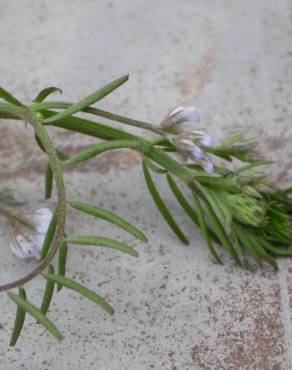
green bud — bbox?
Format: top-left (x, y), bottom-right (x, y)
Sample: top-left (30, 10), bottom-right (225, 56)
top-left (225, 193), bottom-right (266, 226)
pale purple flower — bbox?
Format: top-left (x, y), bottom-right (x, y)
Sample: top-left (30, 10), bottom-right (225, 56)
top-left (201, 157), bottom-right (214, 174)
top-left (172, 136), bottom-right (214, 173)
top-left (174, 138), bottom-right (204, 159)
top-left (172, 134), bottom-right (214, 174)
top-left (8, 208), bottom-right (52, 260)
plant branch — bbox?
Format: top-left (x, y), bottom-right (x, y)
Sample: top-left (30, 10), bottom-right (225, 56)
top-left (29, 101), bottom-right (165, 136)
top-left (0, 110), bottom-right (66, 292)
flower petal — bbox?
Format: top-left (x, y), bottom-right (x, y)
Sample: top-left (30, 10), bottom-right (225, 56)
top-left (201, 134), bottom-right (213, 147)
top-left (31, 208), bottom-right (52, 234)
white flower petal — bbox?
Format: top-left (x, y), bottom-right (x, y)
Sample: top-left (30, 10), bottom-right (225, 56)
top-left (203, 160), bottom-right (214, 174)
top-left (201, 134), bottom-right (213, 147)
top-left (10, 241), bottom-right (27, 259)
top-left (31, 208), bottom-right (52, 234)
top-left (169, 105), bottom-right (185, 117)
top-left (191, 145), bottom-right (204, 159)
top-left (10, 234), bottom-right (37, 259)
top-left (180, 106), bottom-right (200, 122)
top-left (161, 106), bottom-right (200, 130)
top-left (178, 121), bottom-right (199, 133)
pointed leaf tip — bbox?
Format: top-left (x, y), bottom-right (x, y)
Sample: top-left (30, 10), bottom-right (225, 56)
top-left (65, 235), bottom-right (139, 257)
top-left (8, 291), bottom-right (63, 341)
top-left (70, 202), bottom-right (147, 242)
top-left (45, 274), bottom-right (114, 315)
top-left (33, 86), bottom-right (62, 103)
top-left (9, 287), bottom-right (26, 346)
top-left (44, 75), bottom-right (129, 124)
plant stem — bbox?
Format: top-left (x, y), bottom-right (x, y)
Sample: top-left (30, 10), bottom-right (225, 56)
top-left (0, 110), bottom-right (66, 292)
top-left (29, 102), bottom-right (165, 136)
top-left (0, 207), bottom-right (35, 230)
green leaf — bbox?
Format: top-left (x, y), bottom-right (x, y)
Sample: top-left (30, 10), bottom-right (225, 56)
top-left (42, 110), bottom-right (138, 141)
top-left (194, 175), bottom-right (240, 193)
top-left (192, 193), bottom-right (222, 264)
top-left (235, 160), bottom-right (274, 174)
top-left (247, 234), bottom-right (277, 269)
top-left (206, 204), bottom-right (241, 265)
top-left (0, 86), bottom-right (23, 106)
top-left (202, 146), bottom-right (232, 161)
top-left (142, 159), bottom-right (189, 245)
top-left (197, 184), bottom-right (232, 235)
top-left (57, 241), bottom-right (69, 292)
top-left (65, 235), bottom-right (138, 257)
top-left (146, 159), bottom-right (168, 174)
top-left (234, 224), bottom-right (262, 267)
top-left (167, 176), bottom-right (220, 244)
top-left (33, 87), bottom-right (62, 103)
top-left (8, 291), bottom-right (63, 341)
top-left (0, 102), bottom-right (25, 118)
top-left (167, 174), bottom-right (200, 226)
top-left (40, 209), bottom-right (58, 260)
top-left (66, 140), bottom-right (140, 166)
top-left (71, 202), bottom-right (147, 242)
top-left (35, 133), bottom-right (68, 160)
top-left (45, 274), bottom-right (114, 315)
top-left (40, 265), bottom-right (55, 315)
top-left (32, 101), bottom-right (162, 134)
top-left (260, 238), bottom-right (292, 256)
top-left (44, 75), bottom-right (129, 124)
top-left (45, 163), bottom-right (53, 199)
top-left (9, 287), bottom-right (26, 346)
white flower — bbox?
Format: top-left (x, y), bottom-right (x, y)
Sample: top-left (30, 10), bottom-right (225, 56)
top-left (161, 105), bottom-right (200, 132)
top-left (8, 208), bottom-right (53, 260)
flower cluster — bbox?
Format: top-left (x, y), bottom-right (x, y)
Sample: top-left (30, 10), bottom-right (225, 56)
top-left (160, 106), bottom-right (214, 173)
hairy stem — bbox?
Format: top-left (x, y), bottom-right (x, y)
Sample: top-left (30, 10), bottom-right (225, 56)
top-left (0, 110), bottom-right (66, 292)
top-left (29, 102), bottom-right (165, 136)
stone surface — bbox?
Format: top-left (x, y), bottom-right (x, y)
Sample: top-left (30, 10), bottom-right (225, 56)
top-left (0, 0), bottom-right (292, 369)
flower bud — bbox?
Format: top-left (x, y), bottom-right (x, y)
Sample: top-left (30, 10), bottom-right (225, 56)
top-left (225, 194), bottom-right (265, 226)
top-left (222, 132), bottom-right (263, 162)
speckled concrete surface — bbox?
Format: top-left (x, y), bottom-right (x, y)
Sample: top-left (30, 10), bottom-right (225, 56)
top-left (0, 0), bottom-right (292, 369)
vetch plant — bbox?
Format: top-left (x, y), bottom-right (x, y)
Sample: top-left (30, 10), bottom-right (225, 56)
top-left (0, 75), bottom-right (292, 345)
